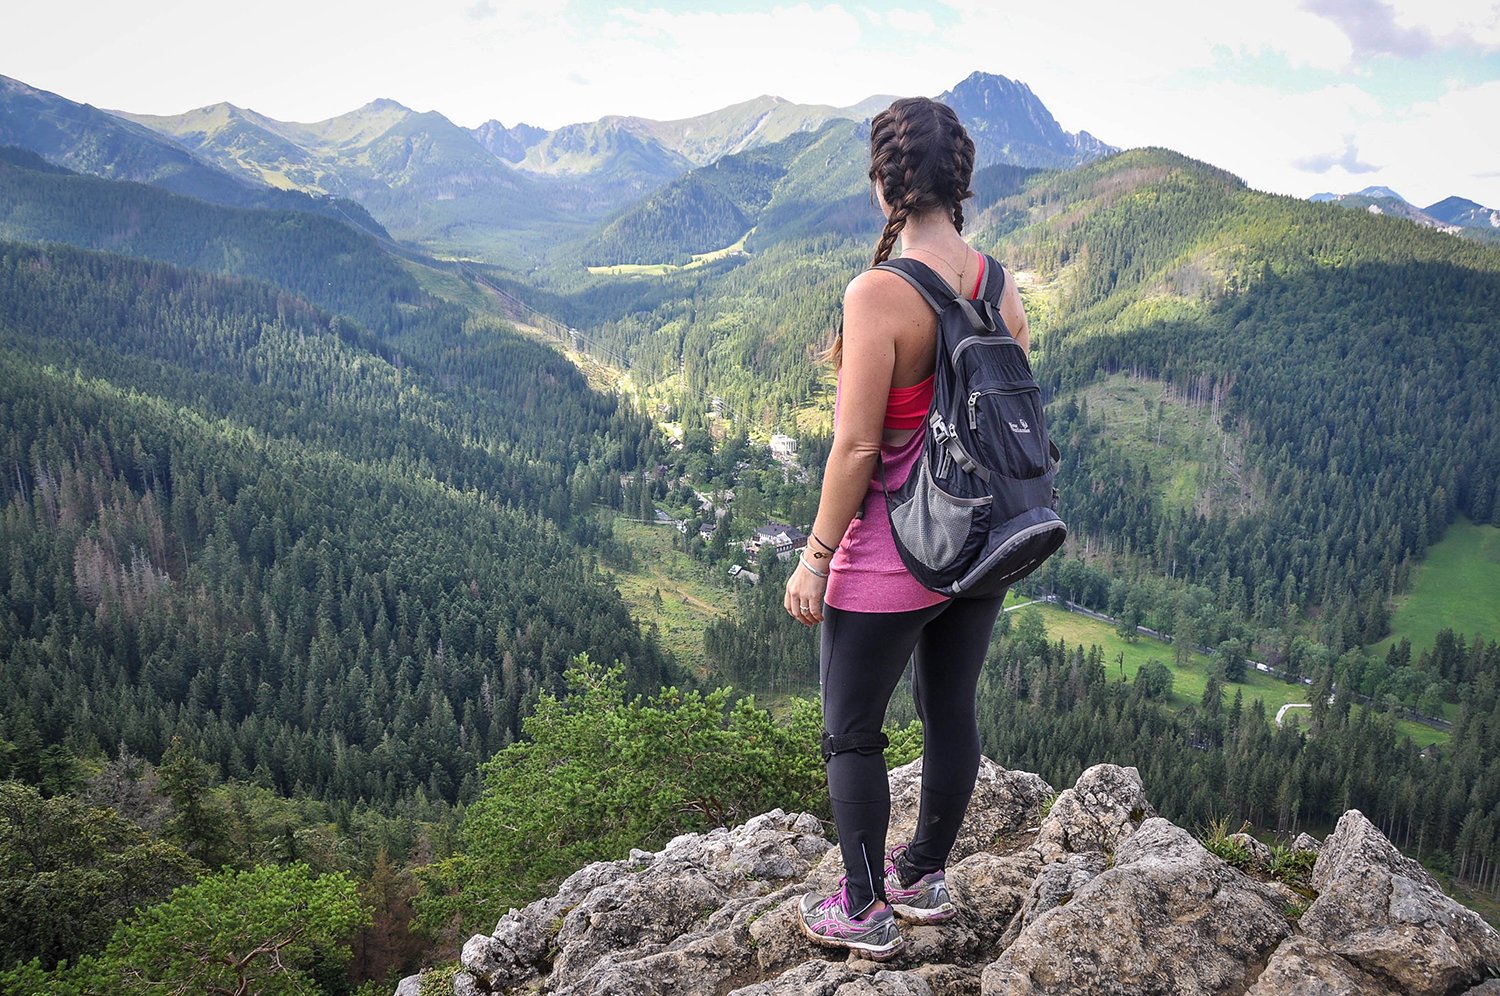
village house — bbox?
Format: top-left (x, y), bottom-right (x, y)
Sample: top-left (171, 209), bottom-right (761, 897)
top-left (745, 522), bottom-right (807, 561)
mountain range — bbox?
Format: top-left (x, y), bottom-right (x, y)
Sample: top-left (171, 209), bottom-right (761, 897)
top-left (6, 63), bottom-right (1500, 990)
top-left (1, 70), bottom-right (1115, 260)
top-left (1311, 185), bottom-right (1500, 243)
top-left (0, 73), bottom-right (388, 237)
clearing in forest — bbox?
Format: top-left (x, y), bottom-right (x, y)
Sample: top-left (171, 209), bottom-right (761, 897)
top-left (1373, 517), bottom-right (1500, 660)
top-left (1063, 373), bottom-right (1258, 518)
top-left (606, 514), bottom-right (731, 677)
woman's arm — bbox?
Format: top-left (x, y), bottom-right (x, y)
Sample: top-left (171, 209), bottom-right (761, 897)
top-left (1000, 266), bottom-right (1030, 352)
top-left (785, 269), bottom-right (920, 625)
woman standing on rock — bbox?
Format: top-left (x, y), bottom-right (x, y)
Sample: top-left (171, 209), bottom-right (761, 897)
top-left (783, 96), bottom-right (1030, 960)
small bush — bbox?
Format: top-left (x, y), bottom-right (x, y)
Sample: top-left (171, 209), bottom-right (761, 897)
top-left (1198, 816), bottom-right (1253, 869)
top-left (1268, 845), bottom-right (1317, 892)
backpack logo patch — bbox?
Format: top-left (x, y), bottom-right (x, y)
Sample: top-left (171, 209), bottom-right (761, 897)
top-left (1008, 419), bottom-right (1032, 434)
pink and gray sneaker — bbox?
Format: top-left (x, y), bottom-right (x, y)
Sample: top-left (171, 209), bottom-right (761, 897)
top-left (797, 877), bottom-right (904, 960)
top-left (884, 845), bottom-right (956, 923)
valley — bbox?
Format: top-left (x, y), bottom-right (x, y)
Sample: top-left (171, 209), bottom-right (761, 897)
top-left (4, 64), bottom-right (1500, 993)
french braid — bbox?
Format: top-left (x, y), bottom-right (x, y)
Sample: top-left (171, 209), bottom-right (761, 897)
top-left (827, 97), bottom-right (977, 367)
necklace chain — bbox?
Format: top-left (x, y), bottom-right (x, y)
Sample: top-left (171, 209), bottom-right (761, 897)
top-left (903, 245), bottom-right (967, 289)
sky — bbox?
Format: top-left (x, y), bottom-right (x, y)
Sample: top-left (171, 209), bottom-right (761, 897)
top-left (5, 0), bottom-right (1499, 208)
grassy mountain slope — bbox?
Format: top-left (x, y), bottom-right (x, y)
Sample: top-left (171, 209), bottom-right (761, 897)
top-left (0, 74), bottom-right (260, 203)
top-left (0, 77), bottom-right (387, 236)
top-left (990, 149), bottom-right (1500, 642)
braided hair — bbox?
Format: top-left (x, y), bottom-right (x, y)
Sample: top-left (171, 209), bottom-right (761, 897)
top-left (828, 97), bottom-right (976, 367)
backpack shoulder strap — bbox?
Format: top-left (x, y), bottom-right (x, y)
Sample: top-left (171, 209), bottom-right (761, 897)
top-left (975, 254), bottom-right (1006, 305)
top-left (875, 254), bottom-right (1012, 335)
top-left (872, 257), bottom-right (953, 315)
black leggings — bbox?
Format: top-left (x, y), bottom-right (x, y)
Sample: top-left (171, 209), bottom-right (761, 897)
top-left (819, 595), bottom-right (1004, 913)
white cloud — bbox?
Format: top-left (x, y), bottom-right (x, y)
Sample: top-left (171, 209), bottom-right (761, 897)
top-left (1359, 80), bottom-right (1500, 204)
top-left (1385, 0), bottom-right (1500, 48)
top-left (878, 8), bottom-right (937, 33)
top-left (1293, 136), bottom-right (1382, 174)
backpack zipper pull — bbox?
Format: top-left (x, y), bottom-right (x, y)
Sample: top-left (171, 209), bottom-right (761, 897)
top-left (968, 391), bottom-right (981, 431)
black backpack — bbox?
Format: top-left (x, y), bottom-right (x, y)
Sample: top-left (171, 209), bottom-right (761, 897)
top-left (875, 254), bottom-right (1066, 598)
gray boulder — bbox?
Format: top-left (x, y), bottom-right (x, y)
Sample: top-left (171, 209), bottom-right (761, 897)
top-left (981, 817), bottom-right (1292, 995)
top-left (1228, 831), bottom-right (1275, 869)
top-left (1293, 831), bottom-right (1323, 854)
top-left (997, 851), bottom-right (1107, 949)
top-left (1299, 809), bottom-right (1500, 996)
top-left (461, 809), bottom-right (830, 995)
top-left (1246, 935), bottom-right (1398, 995)
top-left (726, 958), bottom-right (963, 995)
top-left (1032, 763), bottom-right (1156, 862)
top-left (886, 756), bottom-right (1052, 865)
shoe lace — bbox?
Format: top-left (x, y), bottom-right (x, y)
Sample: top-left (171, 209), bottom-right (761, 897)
top-left (818, 876), bottom-right (851, 912)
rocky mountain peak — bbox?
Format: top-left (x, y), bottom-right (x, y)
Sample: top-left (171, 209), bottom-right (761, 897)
top-left (360, 97), bottom-right (413, 114)
top-left (413, 758), bottom-right (1500, 996)
top-left (937, 72), bottom-right (1116, 170)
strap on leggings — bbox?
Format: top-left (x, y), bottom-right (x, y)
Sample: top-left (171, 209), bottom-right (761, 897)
top-left (821, 730), bottom-right (889, 762)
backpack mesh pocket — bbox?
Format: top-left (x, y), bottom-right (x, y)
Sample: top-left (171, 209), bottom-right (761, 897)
top-left (888, 455), bottom-right (991, 575)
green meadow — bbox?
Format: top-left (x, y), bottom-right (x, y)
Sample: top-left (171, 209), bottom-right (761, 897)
top-left (1016, 602), bottom-right (1446, 745)
top-left (1374, 517), bottom-right (1500, 658)
top-left (605, 515), bottom-right (732, 677)
top-left (586, 231), bottom-right (752, 276)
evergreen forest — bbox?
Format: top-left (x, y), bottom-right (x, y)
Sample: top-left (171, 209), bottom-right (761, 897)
top-left (4, 119), bottom-right (1500, 995)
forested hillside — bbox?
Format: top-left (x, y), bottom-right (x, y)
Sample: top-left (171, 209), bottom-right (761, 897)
top-left (0, 140), bottom-right (702, 987)
top-left (580, 132), bottom-right (823, 265)
top-left (991, 150), bottom-right (1500, 652)
top-left (0, 150), bottom-right (408, 328)
top-left (0, 240), bottom-right (672, 809)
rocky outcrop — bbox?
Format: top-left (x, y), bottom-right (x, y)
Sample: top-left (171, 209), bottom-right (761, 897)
top-left (445, 759), bottom-right (1500, 996)
top-left (984, 818), bottom-right (1293, 994)
top-left (1296, 810), bottom-right (1500, 995)
top-left (1030, 762), bottom-right (1155, 862)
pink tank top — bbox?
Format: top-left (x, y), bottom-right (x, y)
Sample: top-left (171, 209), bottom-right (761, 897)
top-left (823, 418), bottom-right (948, 613)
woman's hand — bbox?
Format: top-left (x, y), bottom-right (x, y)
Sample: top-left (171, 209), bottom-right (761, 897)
top-left (784, 555), bottom-right (828, 626)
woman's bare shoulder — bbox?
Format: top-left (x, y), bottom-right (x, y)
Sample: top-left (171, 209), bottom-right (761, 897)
top-left (845, 265), bottom-right (924, 312)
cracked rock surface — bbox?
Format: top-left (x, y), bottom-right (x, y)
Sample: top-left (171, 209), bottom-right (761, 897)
top-left (1298, 809), bottom-right (1500, 996)
top-left (437, 759), bottom-right (1500, 996)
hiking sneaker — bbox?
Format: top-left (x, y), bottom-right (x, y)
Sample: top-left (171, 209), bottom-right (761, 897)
top-left (797, 877), bottom-right (904, 961)
top-left (884, 845), bottom-right (956, 923)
